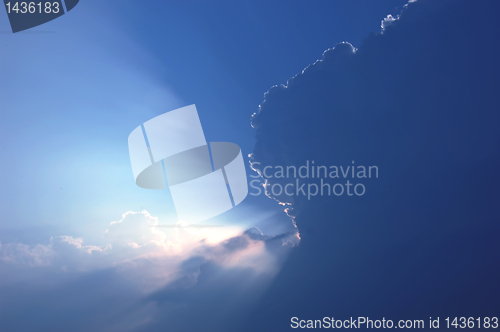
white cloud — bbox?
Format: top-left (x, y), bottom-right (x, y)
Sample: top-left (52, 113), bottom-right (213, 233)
top-left (59, 235), bottom-right (111, 254)
top-left (0, 210), bottom-right (294, 290)
top-left (105, 210), bottom-right (169, 250)
top-left (381, 14), bottom-right (397, 29)
top-left (0, 241), bottom-right (54, 266)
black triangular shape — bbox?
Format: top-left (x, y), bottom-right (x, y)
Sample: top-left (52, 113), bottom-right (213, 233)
top-left (64, 0), bottom-right (79, 12)
top-left (4, 0), bottom-right (65, 33)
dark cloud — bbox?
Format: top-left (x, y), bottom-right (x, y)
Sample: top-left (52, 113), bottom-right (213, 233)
top-left (246, 0), bottom-right (500, 330)
top-left (251, 0), bottom-right (500, 219)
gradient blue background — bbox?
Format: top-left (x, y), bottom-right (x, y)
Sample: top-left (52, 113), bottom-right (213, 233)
top-left (2, 1), bottom-right (497, 331)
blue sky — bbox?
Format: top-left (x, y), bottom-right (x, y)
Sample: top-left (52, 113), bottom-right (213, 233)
top-left (0, 0), bottom-right (408, 243)
top-left (3, 1), bottom-right (498, 331)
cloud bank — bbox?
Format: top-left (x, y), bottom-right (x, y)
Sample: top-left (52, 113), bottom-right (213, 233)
top-left (0, 209), bottom-right (297, 331)
top-left (245, 0), bottom-right (500, 330)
